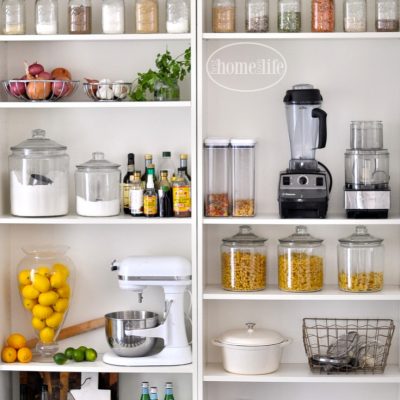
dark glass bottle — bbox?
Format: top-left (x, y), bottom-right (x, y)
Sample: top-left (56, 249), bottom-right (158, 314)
top-left (164, 382), bottom-right (175, 400)
top-left (140, 382), bottom-right (151, 400)
top-left (40, 384), bottom-right (49, 400)
top-left (158, 170), bottom-right (173, 217)
top-left (122, 153), bottom-right (135, 214)
top-left (143, 164), bottom-right (158, 217)
top-left (141, 153), bottom-right (153, 183)
top-left (179, 153), bottom-right (191, 181)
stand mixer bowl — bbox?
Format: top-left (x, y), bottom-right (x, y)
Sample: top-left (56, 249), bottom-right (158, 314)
top-left (105, 311), bottom-right (159, 357)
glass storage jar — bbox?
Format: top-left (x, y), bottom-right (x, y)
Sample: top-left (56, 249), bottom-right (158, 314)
top-left (1, 0), bottom-right (25, 34)
top-left (375, 0), bottom-right (399, 31)
top-left (278, 0), bottom-right (301, 32)
top-left (17, 245), bottom-right (75, 359)
top-left (9, 129), bottom-right (69, 217)
top-left (35, 0), bottom-right (58, 34)
top-left (68, 0), bottom-right (91, 34)
top-left (102, 0), bottom-right (125, 34)
top-left (278, 226), bottom-right (324, 292)
top-left (166, 0), bottom-right (189, 33)
top-left (136, 0), bottom-right (158, 33)
top-left (312, 0), bottom-right (335, 32)
top-left (245, 0), bottom-right (269, 32)
top-left (343, 0), bottom-right (366, 32)
top-left (337, 226), bottom-right (384, 292)
top-left (204, 138), bottom-right (230, 217)
top-left (221, 225), bottom-right (267, 291)
top-left (231, 139), bottom-right (256, 217)
top-left (75, 152), bottom-right (121, 217)
top-left (212, 0), bottom-right (235, 32)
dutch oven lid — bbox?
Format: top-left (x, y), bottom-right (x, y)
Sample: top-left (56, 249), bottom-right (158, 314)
top-left (76, 152), bottom-right (120, 169)
top-left (222, 225), bottom-right (267, 245)
top-left (216, 323), bottom-right (285, 346)
top-left (10, 129), bottom-right (67, 153)
top-left (339, 225), bottom-right (383, 245)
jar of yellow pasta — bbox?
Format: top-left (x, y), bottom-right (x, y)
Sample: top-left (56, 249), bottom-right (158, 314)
top-left (278, 226), bottom-right (324, 292)
top-left (338, 225), bottom-right (384, 292)
top-left (221, 225), bottom-right (267, 291)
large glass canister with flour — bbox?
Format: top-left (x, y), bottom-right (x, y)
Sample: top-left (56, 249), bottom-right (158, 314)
top-left (9, 129), bottom-right (69, 217)
top-left (75, 152), bottom-right (121, 217)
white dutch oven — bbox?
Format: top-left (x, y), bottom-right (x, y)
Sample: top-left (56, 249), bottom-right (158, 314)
top-left (212, 322), bottom-right (291, 375)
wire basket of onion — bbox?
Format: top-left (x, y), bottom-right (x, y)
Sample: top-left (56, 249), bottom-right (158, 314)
top-left (83, 79), bottom-right (132, 101)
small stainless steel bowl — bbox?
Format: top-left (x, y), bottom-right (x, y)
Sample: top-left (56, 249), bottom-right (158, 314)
top-left (105, 310), bottom-right (159, 357)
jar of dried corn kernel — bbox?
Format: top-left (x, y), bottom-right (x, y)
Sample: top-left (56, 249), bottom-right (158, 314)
top-left (337, 226), bottom-right (384, 292)
top-left (278, 226), bottom-right (324, 292)
top-left (221, 225), bottom-right (267, 291)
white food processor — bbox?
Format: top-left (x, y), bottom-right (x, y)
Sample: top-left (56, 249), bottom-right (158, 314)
top-left (103, 256), bottom-right (192, 366)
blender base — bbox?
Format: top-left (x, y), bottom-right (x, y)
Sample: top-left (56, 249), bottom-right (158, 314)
top-left (279, 200), bottom-right (328, 219)
top-left (346, 209), bottom-right (389, 219)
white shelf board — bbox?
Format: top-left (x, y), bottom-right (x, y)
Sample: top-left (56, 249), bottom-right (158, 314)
top-left (0, 101), bottom-right (191, 109)
top-left (0, 214), bottom-right (192, 225)
top-left (204, 284), bottom-right (400, 301)
top-left (203, 32), bottom-right (400, 40)
top-left (202, 214), bottom-right (400, 225)
top-left (204, 363), bottom-right (400, 383)
top-left (0, 33), bottom-right (192, 42)
top-left (0, 358), bottom-right (193, 373)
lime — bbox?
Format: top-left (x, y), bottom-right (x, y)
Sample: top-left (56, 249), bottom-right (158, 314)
top-left (77, 346), bottom-right (87, 352)
top-left (53, 352), bottom-right (68, 365)
top-left (64, 347), bottom-right (75, 360)
top-left (85, 348), bottom-right (97, 362)
top-left (72, 348), bottom-right (85, 362)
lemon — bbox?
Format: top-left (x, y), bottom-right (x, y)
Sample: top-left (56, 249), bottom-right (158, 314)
top-left (36, 266), bottom-right (51, 276)
top-left (32, 317), bottom-right (46, 330)
top-left (32, 304), bottom-right (53, 320)
top-left (18, 270), bottom-right (32, 286)
top-left (46, 312), bottom-right (64, 328)
top-left (38, 291), bottom-right (59, 306)
top-left (21, 285), bottom-right (40, 300)
top-left (57, 285), bottom-right (71, 299)
top-left (50, 272), bottom-right (67, 289)
top-left (32, 273), bottom-right (51, 293)
top-left (53, 298), bottom-right (69, 313)
top-left (52, 263), bottom-right (70, 278)
top-left (23, 298), bottom-right (37, 310)
top-left (39, 327), bottom-right (55, 343)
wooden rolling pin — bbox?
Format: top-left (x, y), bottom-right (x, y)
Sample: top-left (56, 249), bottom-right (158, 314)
top-left (26, 317), bottom-right (105, 349)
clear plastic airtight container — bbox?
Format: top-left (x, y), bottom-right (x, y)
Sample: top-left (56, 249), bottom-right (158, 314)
top-left (75, 152), bottom-right (121, 217)
top-left (338, 226), bottom-right (384, 292)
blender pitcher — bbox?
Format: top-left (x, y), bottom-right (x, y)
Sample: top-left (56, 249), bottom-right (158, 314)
top-left (284, 84), bottom-right (327, 170)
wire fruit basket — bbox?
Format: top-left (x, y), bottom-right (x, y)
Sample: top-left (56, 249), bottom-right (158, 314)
top-left (83, 82), bottom-right (132, 101)
top-left (303, 318), bottom-right (395, 374)
top-left (2, 79), bottom-right (79, 102)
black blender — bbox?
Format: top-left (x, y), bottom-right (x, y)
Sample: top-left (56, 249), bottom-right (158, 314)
top-left (278, 84), bottom-right (332, 218)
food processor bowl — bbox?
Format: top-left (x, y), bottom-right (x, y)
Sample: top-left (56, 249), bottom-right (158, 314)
top-left (105, 311), bottom-right (159, 357)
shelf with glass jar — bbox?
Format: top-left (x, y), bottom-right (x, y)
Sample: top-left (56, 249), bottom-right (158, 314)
top-left (202, 32), bottom-right (400, 39)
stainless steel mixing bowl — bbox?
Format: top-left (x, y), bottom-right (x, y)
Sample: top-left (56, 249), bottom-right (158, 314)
top-left (105, 310), bottom-right (160, 357)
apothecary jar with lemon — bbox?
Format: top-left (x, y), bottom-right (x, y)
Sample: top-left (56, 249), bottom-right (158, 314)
top-left (17, 245), bottom-right (75, 360)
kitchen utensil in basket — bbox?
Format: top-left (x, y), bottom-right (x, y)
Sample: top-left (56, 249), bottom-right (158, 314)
top-left (303, 318), bottom-right (395, 374)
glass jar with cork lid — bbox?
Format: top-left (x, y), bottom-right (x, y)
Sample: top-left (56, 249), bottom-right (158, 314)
top-left (136, 0), bottom-right (159, 33)
top-left (68, 0), bottom-right (92, 34)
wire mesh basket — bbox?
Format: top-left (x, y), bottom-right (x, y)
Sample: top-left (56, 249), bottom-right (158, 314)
top-left (2, 79), bottom-right (79, 102)
top-left (303, 318), bottom-right (395, 374)
top-left (83, 82), bottom-right (132, 101)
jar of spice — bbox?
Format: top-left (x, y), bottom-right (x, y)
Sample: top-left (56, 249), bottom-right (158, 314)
top-left (68, 0), bottom-right (91, 34)
top-left (136, 0), bottom-right (158, 33)
top-left (212, 0), bottom-right (236, 32)
top-left (1, 0), bottom-right (25, 34)
top-left (221, 225), bottom-right (267, 291)
top-left (337, 226), bottom-right (384, 292)
top-left (166, 0), bottom-right (189, 33)
top-left (35, 0), bottom-right (58, 35)
top-left (102, 0), bottom-right (125, 34)
top-left (278, 0), bottom-right (301, 32)
top-left (343, 0), bottom-right (366, 32)
top-left (245, 0), bottom-right (269, 32)
top-left (278, 226), bottom-right (324, 292)
top-left (312, 0), bottom-right (335, 32)
top-left (375, 0), bottom-right (399, 31)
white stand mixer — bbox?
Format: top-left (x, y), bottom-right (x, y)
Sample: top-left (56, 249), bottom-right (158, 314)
top-left (103, 256), bottom-right (192, 366)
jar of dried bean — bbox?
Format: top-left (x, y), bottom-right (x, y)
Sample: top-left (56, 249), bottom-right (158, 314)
top-left (68, 0), bottom-right (91, 34)
top-left (337, 226), bottom-right (384, 292)
top-left (212, 0), bottom-right (236, 32)
top-left (136, 0), bottom-right (159, 33)
top-left (204, 138), bottom-right (230, 217)
top-left (278, 0), bottom-right (301, 32)
top-left (245, 0), bottom-right (269, 32)
top-left (312, 0), bottom-right (335, 32)
top-left (278, 226), bottom-right (324, 292)
top-left (375, 0), bottom-right (399, 31)
top-left (221, 225), bottom-right (267, 291)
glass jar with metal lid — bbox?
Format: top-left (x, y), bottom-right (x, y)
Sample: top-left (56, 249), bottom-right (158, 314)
top-left (337, 225), bottom-right (384, 292)
top-left (9, 129), bottom-right (69, 217)
top-left (221, 225), bottom-right (267, 291)
top-left (278, 226), bottom-right (324, 292)
top-left (75, 152), bottom-right (121, 217)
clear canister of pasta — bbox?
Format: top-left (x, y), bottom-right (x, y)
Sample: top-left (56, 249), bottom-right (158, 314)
top-left (337, 225), bottom-right (384, 292)
top-left (278, 226), bottom-right (324, 292)
top-left (221, 225), bottom-right (267, 291)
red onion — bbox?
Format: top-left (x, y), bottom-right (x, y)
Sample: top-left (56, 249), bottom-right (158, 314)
top-left (37, 71), bottom-right (52, 80)
top-left (9, 79), bottom-right (26, 96)
top-left (28, 62), bottom-right (44, 77)
top-left (52, 80), bottom-right (72, 97)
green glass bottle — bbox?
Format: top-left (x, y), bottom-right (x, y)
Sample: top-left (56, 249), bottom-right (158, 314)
top-left (140, 382), bottom-right (150, 400)
top-left (164, 382), bottom-right (175, 400)
top-left (150, 387), bottom-right (159, 400)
